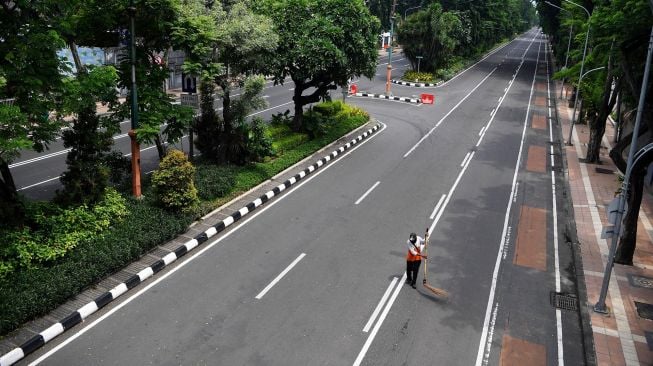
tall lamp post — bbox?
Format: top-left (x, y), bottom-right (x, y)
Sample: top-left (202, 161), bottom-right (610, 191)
top-left (563, 0), bottom-right (591, 146)
top-left (128, 0), bottom-right (141, 198)
top-left (404, 5), bottom-right (421, 20)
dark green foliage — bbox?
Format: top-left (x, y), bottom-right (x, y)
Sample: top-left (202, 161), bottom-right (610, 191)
top-left (55, 66), bottom-right (119, 206)
top-left (0, 196), bottom-right (194, 335)
top-left (194, 163), bottom-right (238, 200)
top-left (152, 150), bottom-right (199, 212)
top-left (0, 188), bottom-right (127, 279)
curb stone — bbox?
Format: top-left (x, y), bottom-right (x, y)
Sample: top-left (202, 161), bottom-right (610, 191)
top-left (352, 92), bottom-right (421, 104)
top-left (390, 80), bottom-right (443, 88)
top-left (0, 121), bottom-right (383, 366)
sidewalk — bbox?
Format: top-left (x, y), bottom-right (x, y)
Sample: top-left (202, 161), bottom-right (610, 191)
top-left (558, 83), bottom-right (653, 365)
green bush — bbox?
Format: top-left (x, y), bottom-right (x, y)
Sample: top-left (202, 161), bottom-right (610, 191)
top-left (402, 71), bottom-right (435, 82)
top-left (194, 163), bottom-right (238, 200)
top-left (0, 197), bottom-right (194, 335)
top-left (0, 188), bottom-right (127, 279)
top-left (245, 117), bottom-right (274, 162)
top-left (272, 133), bottom-right (310, 153)
top-left (152, 150), bottom-right (199, 212)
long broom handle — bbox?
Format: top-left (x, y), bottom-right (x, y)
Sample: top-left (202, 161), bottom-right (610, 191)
top-left (423, 228), bottom-right (429, 284)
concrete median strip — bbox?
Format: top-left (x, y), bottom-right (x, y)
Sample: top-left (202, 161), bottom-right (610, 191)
top-left (0, 123), bottom-right (382, 366)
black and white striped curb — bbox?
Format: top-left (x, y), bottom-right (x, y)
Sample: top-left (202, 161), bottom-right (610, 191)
top-left (352, 93), bottom-right (421, 104)
top-left (0, 123), bottom-right (382, 366)
top-left (390, 79), bottom-right (443, 88)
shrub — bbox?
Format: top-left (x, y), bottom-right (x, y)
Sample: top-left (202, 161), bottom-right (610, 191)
top-left (0, 188), bottom-right (128, 279)
top-left (402, 70), bottom-right (435, 82)
top-left (245, 117), bottom-right (274, 162)
top-left (0, 197), bottom-right (194, 335)
top-left (195, 163), bottom-right (237, 200)
top-left (151, 150), bottom-right (199, 212)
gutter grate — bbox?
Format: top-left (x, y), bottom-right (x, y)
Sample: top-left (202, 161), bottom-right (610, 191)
top-left (550, 292), bottom-right (578, 311)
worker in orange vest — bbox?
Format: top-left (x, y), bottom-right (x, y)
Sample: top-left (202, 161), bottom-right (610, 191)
top-left (406, 232), bottom-right (427, 288)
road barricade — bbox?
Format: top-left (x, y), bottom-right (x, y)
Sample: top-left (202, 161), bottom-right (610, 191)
top-left (421, 93), bottom-right (434, 104)
top-left (349, 84), bottom-right (358, 94)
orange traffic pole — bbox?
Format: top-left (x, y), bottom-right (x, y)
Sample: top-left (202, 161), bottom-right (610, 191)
top-left (128, 129), bottom-right (142, 198)
top-left (385, 65), bottom-right (392, 95)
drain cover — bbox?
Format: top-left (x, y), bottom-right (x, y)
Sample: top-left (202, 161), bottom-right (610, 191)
top-left (635, 301), bottom-right (653, 320)
top-left (628, 274), bottom-right (653, 289)
top-left (550, 292), bottom-right (578, 311)
top-left (595, 167), bottom-right (614, 174)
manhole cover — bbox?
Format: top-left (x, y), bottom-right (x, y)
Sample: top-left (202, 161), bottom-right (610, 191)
top-left (550, 292), bottom-right (578, 311)
top-left (635, 301), bottom-right (653, 320)
top-left (629, 274), bottom-right (653, 289)
top-left (595, 167), bottom-right (614, 174)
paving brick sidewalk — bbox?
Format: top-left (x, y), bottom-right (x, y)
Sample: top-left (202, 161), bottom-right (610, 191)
top-left (558, 83), bottom-right (653, 365)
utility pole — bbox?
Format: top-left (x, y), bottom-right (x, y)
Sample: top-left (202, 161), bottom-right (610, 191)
top-left (385, 0), bottom-right (398, 96)
top-left (128, 0), bottom-right (142, 198)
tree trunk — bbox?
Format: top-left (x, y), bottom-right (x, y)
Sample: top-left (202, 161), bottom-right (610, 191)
top-left (615, 171), bottom-right (645, 265)
top-left (586, 41), bottom-right (618, 164)
top-left (154, 135), bottom-right (166, 159)
top-left (0, 160), bottom-right (24, 227)
top-left (292, 81), bottom-right (305, 132)
top-left (68, 41), bottom-right (86, 75)
top-left (585, 114), bottom-right (605, 163)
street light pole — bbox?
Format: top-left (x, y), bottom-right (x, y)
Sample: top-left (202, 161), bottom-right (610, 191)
top-left (404, 5), bottom-right (421, 20)
top-left (128, 0), bottom-right (141, 198)
top-left (564, 0), bottom-right (591, 146)
top-left (416, 56), bottom-right (423, 74)
top-left (595, 26), bottom-right (653, 314)
top-left (566, 65), bottom-right (605, 141)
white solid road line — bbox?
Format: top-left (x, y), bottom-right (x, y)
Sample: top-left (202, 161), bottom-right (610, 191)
top-left (255, 253), bottom-right (306, 300)
top-left (474, 37), bottom-right (541, 366)
top-left (353, 272), bottom-right (407, 366)
top-left (545, 41), bottom-right (565, 366)
top-left (17, 176), bottom-right (60, 191)
top-left (403, 67), bottom-right (497, 158)
top-left (362, 277), bottom-right (398, 333)
top-left (29, 121), bottom-right (388, 366)
top-left (248, 101), bottom-right (293, 116)
top-left (355, 181), bottom-right (380, 205)
top-left (429, 194), bottom-right (446, 220)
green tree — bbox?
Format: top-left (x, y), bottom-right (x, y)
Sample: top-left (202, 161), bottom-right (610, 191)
top-left (174, 0), bottom-right (277, 163)
top-left (398, 3), bottom-right (464, 72)
top-left (259, 0), bottom-right (379, 131)
top-left (55, 66), bottom-right (120, 206)
top-left (0, 1), bottom-right (67, 224)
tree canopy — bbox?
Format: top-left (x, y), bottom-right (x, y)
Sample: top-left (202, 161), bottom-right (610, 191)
top-left (257, 0), bottom-right (380, 130)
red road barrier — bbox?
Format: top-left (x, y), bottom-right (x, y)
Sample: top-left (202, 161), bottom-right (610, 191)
top-left (421, 93), bottom-right (434, 104)
top-left (350, 84), bottom-right (358, 94)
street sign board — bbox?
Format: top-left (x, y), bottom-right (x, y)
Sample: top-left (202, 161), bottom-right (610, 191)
top-left (182, 73), bottom-right (197, 94)
top-left (180, 93), bottom-right (199, 110)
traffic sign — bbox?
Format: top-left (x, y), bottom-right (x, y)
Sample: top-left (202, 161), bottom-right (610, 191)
top-left (182, 73), bottom-right (197, 94)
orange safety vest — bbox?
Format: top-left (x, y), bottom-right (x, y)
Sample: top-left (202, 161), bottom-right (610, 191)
top-left (406, 244), bottom-right (422, 262)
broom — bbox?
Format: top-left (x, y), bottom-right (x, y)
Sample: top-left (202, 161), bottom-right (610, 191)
top-left (422, 228), bottom-right (448, 298)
